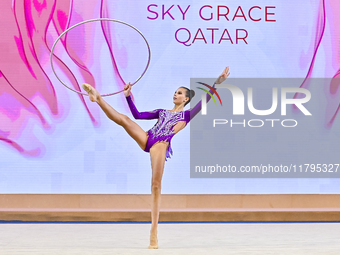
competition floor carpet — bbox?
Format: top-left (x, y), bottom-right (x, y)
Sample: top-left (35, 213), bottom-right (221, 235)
top-left (0, 222), bottom-right (339, 254)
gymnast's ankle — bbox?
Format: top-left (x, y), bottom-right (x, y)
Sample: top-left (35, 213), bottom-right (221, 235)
top-left (82, 83), bottom-right (99, 102)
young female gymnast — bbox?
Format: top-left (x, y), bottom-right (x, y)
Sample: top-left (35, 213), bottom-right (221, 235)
top-left (82, 66), bottom-right (230, 249)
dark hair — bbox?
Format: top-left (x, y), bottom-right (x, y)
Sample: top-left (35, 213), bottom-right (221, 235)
top-left (180, 87), bottom-right (195, 107)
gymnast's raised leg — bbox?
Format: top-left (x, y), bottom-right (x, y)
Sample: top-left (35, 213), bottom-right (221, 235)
top-left (82, 83), bottom-right (148, 150)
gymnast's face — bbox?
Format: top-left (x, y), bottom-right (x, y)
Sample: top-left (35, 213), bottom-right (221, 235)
top-left (173, 88), bottom-right (189, 105)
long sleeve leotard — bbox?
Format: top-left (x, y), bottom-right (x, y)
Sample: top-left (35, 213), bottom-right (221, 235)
top-left (125, 83), bottom-right (217, 160)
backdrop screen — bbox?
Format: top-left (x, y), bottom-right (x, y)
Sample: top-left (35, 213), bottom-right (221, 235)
top-left (0, 0), bottom-right (339, 194)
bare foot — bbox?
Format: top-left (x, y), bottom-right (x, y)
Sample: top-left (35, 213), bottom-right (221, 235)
top-left (82, 83), bottom-right (100, 102)
top-left (148, 231), bottom-right (158, 249)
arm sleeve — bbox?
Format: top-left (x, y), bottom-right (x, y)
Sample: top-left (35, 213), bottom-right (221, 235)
top-left (126, 95), bottom-right (161, 120)
top-left (184, 82), bottom-right (217, 123)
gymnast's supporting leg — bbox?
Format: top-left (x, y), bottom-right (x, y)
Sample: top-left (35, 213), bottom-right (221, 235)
top-left (82, 83), bottom-right (148, 150)
top-left (148, 142), bottom-right (168, 249)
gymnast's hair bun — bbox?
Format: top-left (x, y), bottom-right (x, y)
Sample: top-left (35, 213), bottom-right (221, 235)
top-left (190, 89), bottom-right (195, 99)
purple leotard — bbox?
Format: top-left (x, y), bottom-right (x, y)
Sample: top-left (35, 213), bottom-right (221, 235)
top-left (126, 83), bottom-right (216, 161)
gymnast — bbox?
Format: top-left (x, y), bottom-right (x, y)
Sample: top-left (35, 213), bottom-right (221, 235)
top-left (82, 66), bottom-right (230, 249)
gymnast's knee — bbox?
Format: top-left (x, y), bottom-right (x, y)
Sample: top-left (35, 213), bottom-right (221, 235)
top-left (119, 114), bottom-right (130, 126)
top-left (151, 181), bottom-right (161, 194)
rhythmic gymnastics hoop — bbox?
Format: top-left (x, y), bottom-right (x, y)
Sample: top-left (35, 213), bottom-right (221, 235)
top-left (50, 18), bottom-right (151, 97)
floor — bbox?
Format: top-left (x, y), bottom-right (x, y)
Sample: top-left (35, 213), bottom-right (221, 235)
top-left (0, 222), bottom-right (339, 254)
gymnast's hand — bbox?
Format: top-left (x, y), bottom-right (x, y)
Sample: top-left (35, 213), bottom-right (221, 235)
top-left (215, 66), bottom-right (230, 84)
top-left (124, 82), bottom-right (132, 97)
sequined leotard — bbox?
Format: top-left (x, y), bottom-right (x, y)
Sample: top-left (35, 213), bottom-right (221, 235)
top-left (125, 84), bottom-right (216, 161)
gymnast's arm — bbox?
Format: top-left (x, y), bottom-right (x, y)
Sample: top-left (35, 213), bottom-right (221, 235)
top-left (184, 82), bottom-right (217, 123)
top-left (126, 96), bottom-right (160, 120)
top-left (184, 66), bottom-right (230, 123)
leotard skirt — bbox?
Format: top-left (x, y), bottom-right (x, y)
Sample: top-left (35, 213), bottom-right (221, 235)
top-left (144, 130), bottom-right (173, 161)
